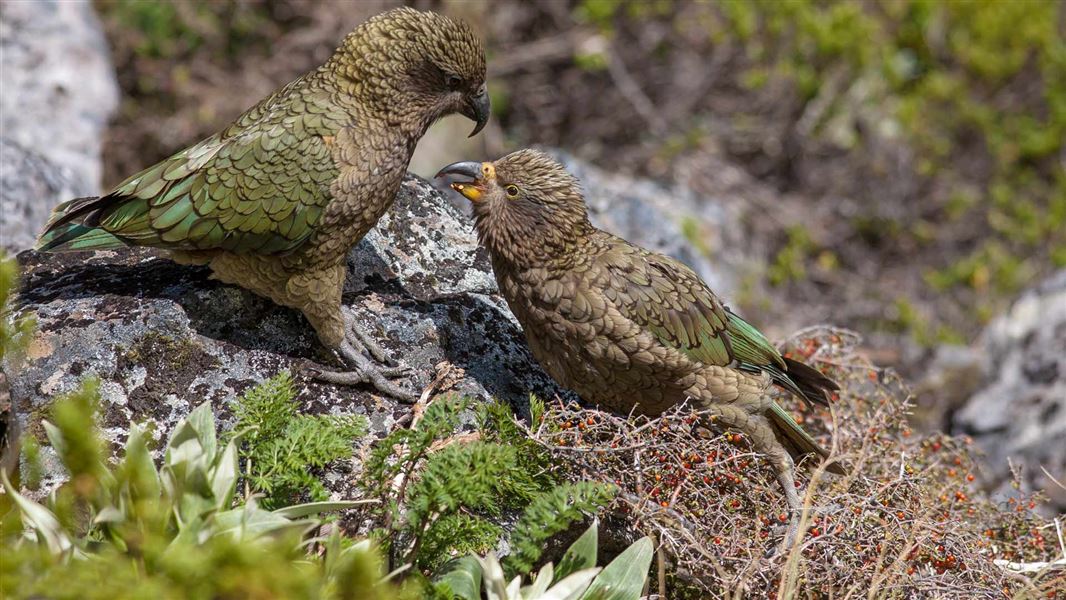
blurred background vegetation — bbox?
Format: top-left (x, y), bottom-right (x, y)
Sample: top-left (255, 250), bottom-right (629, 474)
top-left (93, 0), bottom-right (1064, 381)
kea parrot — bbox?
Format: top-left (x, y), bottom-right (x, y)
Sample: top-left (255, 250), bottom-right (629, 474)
top-left (438, 149), bottom-right (844, 548)
top-left (36, 8), bottom-right (489, 401)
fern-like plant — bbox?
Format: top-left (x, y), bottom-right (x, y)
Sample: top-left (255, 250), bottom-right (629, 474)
top-left (230, 371), bottom-right (367, 509)
top-left (362, 396), bottom-right (616, 577)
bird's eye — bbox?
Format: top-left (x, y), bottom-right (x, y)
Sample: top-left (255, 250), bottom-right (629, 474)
top-left (446, 75), bottom-right (462, 90)
top-left (505, 185), bottom-right (520, 198)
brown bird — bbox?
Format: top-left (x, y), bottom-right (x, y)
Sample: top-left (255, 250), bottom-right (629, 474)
top-left (438, 149), bottom-right (843, 546)
top-left (36, 8), bottom-right (489, 401)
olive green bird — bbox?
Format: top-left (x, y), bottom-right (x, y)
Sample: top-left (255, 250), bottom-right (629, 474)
top-left (438, 149), bottom-right (844, 546)
top-left (36, 8), bottom-right (489, 401)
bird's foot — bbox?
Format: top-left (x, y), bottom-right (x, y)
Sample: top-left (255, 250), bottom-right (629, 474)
top-left (314, 340), bottom-right (419, 403)
top-left (341, 306), bottom-right (395, 365)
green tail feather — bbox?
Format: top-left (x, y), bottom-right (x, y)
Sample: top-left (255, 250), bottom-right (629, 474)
top-left (36, 223), bottom-right (129, 252)
top-left (767, 402), bottom-right (847, 475)
top-left (726, 309), bottom-right (838, 407)
top-left (36, 194), bottom-right (137, 252)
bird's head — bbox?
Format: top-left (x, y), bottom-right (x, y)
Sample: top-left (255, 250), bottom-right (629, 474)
top-left (334, 7), bottom-right (489, 136)
top-left (437, 149), bottom-right (594, 267)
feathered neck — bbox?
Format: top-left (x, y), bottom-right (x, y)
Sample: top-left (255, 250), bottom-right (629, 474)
top-left (472, 199), bottom-right (597, 272)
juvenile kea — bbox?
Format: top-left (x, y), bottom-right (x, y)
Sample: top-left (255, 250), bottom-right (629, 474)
top-left (37, 8), bottom-right (489, 401)
top-left (438, 149), bottom-right (844, 546)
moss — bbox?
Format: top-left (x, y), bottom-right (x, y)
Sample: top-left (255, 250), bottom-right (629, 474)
top-left (767, 225), bottom-right (815, 287)
top-left (679, 216), bottom-right (713, 259)
top-left (698, 0), bottom-right (1064, 336)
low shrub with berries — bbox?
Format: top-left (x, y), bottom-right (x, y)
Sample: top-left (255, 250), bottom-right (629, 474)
top-left (526, 327), bottom-right (1063, 598)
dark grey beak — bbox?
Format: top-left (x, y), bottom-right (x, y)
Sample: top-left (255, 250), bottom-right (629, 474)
top-left (464, 86), bottom-right (490, 137)
top-left (435, 161), bottom-right (483, 181)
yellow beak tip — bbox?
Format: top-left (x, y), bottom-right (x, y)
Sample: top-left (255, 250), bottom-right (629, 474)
top-left (451, 182), bottom-right (482, 202)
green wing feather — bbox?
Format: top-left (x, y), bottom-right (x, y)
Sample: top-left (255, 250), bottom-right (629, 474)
top-left (600, 242), bottom-right (732, 366)
top-left (725, 310), bottom-right (845, 474)
top-left (600, 238), bottom-right (844, 473)
top-left (38, 75), bottom-right (346, 255)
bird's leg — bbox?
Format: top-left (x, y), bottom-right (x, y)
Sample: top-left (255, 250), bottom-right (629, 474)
top-left (290, 268), bottom-right (417, 402)
top-left (341, 305), bottom-right (396, 365)
top-left (716, 409), bottom-right (804, 555)
top-left (771, 452), bottom-right (802, 551)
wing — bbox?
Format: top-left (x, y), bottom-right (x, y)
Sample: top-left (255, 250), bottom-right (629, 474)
top-left (596, 239), bottom-right (733, 366)
top-left (39, 76), bottom-right (347, 255)
top-left (594, 236), bottom-right (838, 407)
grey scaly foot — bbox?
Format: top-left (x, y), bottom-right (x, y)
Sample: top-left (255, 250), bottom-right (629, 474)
top-left (341, 305), bottom-right (394, 365)
top-left (314, 340), bottom-right (419, 402)
top-left (775, 459), bottom-right (803, 555)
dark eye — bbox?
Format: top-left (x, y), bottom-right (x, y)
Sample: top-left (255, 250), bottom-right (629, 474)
top-left (446, 75), bottom-right (462, 90)
top-left (505, 185), bottom-right (519, 198)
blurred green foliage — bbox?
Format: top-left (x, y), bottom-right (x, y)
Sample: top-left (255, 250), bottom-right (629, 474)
top-left (1, 384), bottom-right (398, 600)
top-left (0, 255), bottom-right (34, 364)
top-left (96, 0), bottom-right (275, 61)
top-left (715, 0), bottom-right (1064, 296)
top-left (581, 0), bottom-right (1064, 332)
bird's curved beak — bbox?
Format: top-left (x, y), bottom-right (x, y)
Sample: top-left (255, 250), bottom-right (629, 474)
top-left (463, 86), bottom-right (491, 137)
top-left (436, 160), bottom-right (494, 202)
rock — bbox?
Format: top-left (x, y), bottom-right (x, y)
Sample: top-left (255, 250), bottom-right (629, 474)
top-left (0, 0), bottom-right (119, 252)
top-left (6, 176), bottom-right (573, 498)
top-left (0, 141), bottom-right (82, 254)
top-left (952, 270), bottom-right (1066, 509)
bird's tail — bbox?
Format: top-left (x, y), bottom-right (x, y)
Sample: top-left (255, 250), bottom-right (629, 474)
top-left (766, 402), bottom-right (847, 475)
top-left (777, 356), bottom-right (840, 407)
top-left (36, 196), bottom-right (129, 252)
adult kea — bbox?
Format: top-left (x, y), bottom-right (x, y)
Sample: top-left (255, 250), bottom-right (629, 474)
top-left (37, 8), bottom-right (489, 400)
top-left (438, 149), bottom-right (844, 546)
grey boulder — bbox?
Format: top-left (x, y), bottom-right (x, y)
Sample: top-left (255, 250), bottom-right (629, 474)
top-left (0, 0), bottom-right (119, 252)
top-left (952, 270), bottom-right (1066, 509)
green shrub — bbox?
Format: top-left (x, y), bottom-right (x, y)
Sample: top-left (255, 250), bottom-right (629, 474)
top-left (229, 371), bottom-right (367, 509)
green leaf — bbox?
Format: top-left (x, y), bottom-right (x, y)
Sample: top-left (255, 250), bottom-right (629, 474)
top-left (477, 553), bottom-right (512, 600)
top-left (1, 471), bottom-right (72, 555)
top-left (554, 520), bottom-right (598, 584)
top-left (504, 482), bottom-right (615, 576)
top-left (213, 503), bottom-right (315, 541)
top-left (579, 537), bottom-right (653, 600)
top-left (272, 500), bottom-right (376, 520)
top-left (185, 401), bottom-right (218, 461)
top-left (524, 562), bottom-right (554, 598)
top-left (541, 568), bottom-right (601, 600)
top-left (41, 420), bottom-right (66, 457)
top-left (434, 555), bottom-right (483, 600)
top-left (210, 440), bottom-right (238, 511)
top-left (122, 422), bottom-right (160, 502)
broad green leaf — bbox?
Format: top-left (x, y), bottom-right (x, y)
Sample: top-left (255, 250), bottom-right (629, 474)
top-left (478, 553), bottom-right (510, 600)
top-left (435, 555), bottom-right (483, 600)
top-left (554, 520), bottom-right (598, 583)
top-left (2, 471), bottom-right (72, 555)
top-left (272, 500), bottom-right (376, 519)
top-left (41, 421), bottom-right (66, 458)
top-left (92, 505), bottom-right (125, 525)
top-left (524, 562), bottom-right (554, 598)
top-left (213, 505), bottom-right (315, 541)
top-left (210, 440), bottom-right (238, 510)
top-left (541, 568), bottom-right (600, 600)
top-left (185, 401), bottom-right (217, 461)
top-left (580, 537), bottom-right (653, 600)
top-left (122, 422), bottom-right (160, 502)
